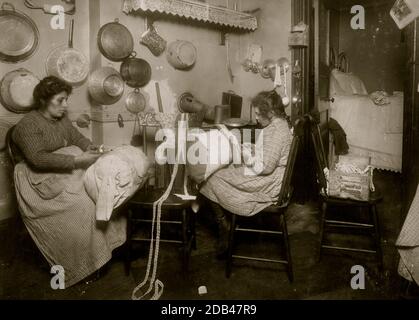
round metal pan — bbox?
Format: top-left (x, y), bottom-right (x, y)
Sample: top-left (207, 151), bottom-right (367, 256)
top-left (223, 118), bottom-right (250, 128)
top-left (97, 19), bottom-right (134, 62)
top-left (45, 19), bottom-right (89, 87)
top-left (0, 2), bottom-right (39, 63)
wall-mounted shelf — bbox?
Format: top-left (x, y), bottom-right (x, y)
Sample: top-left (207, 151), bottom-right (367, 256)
top-left (123, 0), bottom-right (258, 31)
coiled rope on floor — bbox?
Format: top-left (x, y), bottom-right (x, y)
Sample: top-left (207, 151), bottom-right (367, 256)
top-left (131, 113), bottom-right (189, 300)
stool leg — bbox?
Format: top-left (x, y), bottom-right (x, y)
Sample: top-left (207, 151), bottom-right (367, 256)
top-left (371, 204), bottom-right (384, 270)
top-left (226, 214), bottom-right (236, 278)
top-left (124, 208), bottom-right (133, 276)
top-left (181, 209), bottom-right (190, 274)
top-left (318, 201), bottom-right (327, 262)
top-left (281, 212), bottom-right (293, 282)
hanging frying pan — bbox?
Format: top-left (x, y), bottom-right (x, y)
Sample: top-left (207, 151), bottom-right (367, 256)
top-left (0, 68), bottom-right (39, 113)
top-left (0, 2), bottom-right (39, 63)
top-left (97, 18), bottom-right (134, 62)
top-left (45, 19), bottom-right (89, 87)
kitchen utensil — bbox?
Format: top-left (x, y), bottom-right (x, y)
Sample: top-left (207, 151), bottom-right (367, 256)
top-left (277, 57), bottom-right (290, 73)
top-left (140, 24), bottom-right (166, 56)
top-left (0, 2), bottom-right (39, 63)
top-left (242, 58), bottom-right (253, 72)
top-left (0, 68), bottom-right (39, 113)
top-left (177, 92), bottom-right (205, 113)
top-left (223, 118), bottom-right (249, 128)
top-left (167, 40), bottom-right (197, 70)
top-left (226, 34), bottom-right (234, 83)
top-left (214, 105), bottom-right (231, 124)
top-left (24, 0), bottom-right (75, 15)
top-left (45, 19), bottom-right (89, 86)
top-left (260, 59), bottom-right (275, 79)
top-left (125, 88), bottom-right (146, 114)
top-left (131, 113), bottom-right (143, 147)
top-left (117, 114), bottom-right (124, 128)
top-left (97, 18), bottom-right (134, 62)
top-left (120, 52), bottom-right (152, 88)
top-left (88, 67), bottom-right (124, 105)
top-left (275, 57), bottom-right (290, 106)
top-left (76, 113), bottom-right (91, 128)
top-left (155, 82), bottom-right (163, 113)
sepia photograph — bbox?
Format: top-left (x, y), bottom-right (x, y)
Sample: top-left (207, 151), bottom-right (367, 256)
top-left (0, 0), bottom-right (418, 309)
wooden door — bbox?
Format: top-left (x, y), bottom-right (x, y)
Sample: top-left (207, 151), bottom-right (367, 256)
top-left (313, 0), bottom-right (331, 151)
top-left (402, 20), bottom-right (419, 220)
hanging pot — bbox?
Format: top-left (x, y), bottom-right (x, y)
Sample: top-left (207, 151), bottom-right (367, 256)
top-left (125, 88), bottom-right (146, 114)
top-left (46, 19), bottom-right (89, 86)
top-left (120, 52), bottom-right (152, 88)
top-left (0, 68), bottom-right (39, 113)
top-left (88, 67), bottom-right (124, 105)
top-left (167, 40), bottom-right (197, 70)
top-left (0, 2), bottom-right (39, 63)
top-left (260, 59), bottom-right (276, 79)
top-left (97, 18), bottom-right (134, 62)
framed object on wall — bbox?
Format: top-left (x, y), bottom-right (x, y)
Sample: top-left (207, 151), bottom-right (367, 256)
top-left (390, 0), bottom-right (419, 30)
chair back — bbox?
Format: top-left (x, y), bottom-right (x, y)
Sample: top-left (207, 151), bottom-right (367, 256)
top-left (277, 118), bottom-right (304, 206)
top-left (5, 126), bottom-right (22, 168)
top-left (306, 115), bottom-right (328, 193)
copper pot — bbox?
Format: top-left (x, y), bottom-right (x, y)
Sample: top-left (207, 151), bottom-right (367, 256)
top-left (97, 18), bottom-right (134, 62)
top-left (88, 67), bottom-right (124, 105)
top-left (120, 52), bottom-right (152, 88)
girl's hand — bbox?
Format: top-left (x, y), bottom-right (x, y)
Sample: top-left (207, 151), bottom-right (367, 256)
top-left (242, 143), bottom-right (255, 166)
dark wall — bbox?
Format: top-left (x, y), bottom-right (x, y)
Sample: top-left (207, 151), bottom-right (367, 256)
top-left (338, 1), bottom-right (406, 93)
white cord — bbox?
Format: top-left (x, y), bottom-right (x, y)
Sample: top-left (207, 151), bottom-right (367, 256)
top-left (132, 113), bottom-right (188, 300)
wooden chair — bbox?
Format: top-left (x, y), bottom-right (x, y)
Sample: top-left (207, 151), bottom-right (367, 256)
top-left (306, 115), bottom-right (384, 270)
top-left (225, 118), bottom-right (305, 282)
top-left (125, 121), bottom-right (197, 276)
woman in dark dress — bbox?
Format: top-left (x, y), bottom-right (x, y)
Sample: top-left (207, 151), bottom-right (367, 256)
top-left (12, 76), bottom-right (127, 288)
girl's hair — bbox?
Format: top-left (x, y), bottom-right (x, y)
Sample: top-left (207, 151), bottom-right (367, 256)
top-left (33, 76), bottom-right (72, 109)
top-left (251, 90), bottom-right (290, 126)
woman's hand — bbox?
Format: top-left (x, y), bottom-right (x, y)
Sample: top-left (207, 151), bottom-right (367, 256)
top-left (74, 151), bottom-right (102, 169)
